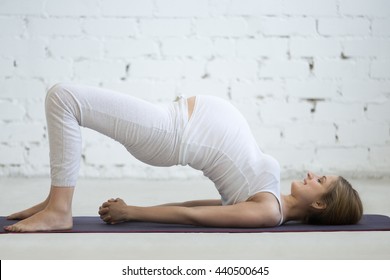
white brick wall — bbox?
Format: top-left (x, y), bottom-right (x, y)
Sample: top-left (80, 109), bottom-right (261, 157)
top-left (0, 0), bottom-right (389, 180)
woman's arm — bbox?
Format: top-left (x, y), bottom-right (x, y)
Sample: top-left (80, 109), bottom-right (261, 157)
top-left (99, 194), bottom-right (281, 228)
top-left (132, 203), bottom-right (275, 227)
top-left (157, 199), bottom-right (222, 207)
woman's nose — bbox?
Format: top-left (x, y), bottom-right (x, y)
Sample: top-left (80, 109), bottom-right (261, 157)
top-left (307, 171), bottom-right (320, 181)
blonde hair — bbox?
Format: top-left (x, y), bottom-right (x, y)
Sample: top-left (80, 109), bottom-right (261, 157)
top-left (305, 176), bottom-right (363, 225)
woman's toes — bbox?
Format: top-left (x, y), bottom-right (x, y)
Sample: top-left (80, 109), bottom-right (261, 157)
top-left (4, 225), bottom-right (19, 232)
top-left (6, 213), bottom-right (23, 220)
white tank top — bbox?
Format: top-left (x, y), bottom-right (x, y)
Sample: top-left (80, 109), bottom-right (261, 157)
top-left (179, 95), bottom-right (281, 206)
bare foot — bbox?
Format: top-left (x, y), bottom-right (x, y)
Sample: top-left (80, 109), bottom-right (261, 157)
top-left (5, 186), bottom-right (74, 232)
top-left (98, 198), bottom-right (130, 224)
top-left (7, 200), bottom-right (48, 220)
top-left (4, 208), bottom-right (73, 232)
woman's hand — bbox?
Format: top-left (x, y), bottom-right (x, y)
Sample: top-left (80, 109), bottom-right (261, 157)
top-left (98, 198), bottom-right (132, 224)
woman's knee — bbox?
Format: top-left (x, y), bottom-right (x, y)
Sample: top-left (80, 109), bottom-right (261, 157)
top-left (45, 83), bottom-right (80, 119)
top-left (46, 83), bottom-right (65, 105)
top-left (46, 82), bottom-right (68, 100)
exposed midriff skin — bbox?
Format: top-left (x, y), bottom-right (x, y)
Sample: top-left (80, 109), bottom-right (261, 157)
top-left (187, 96), bottom-right (196, 120)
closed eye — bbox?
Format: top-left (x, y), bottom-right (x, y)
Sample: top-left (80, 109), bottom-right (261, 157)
top-left (317, 176), bottom-right (327, 184)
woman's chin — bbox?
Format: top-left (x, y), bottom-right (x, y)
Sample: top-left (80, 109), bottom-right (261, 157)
top-left (291, 180), bottom-right (303, 193)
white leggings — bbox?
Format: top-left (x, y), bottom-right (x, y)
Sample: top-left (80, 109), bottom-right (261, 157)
top-left (45, 83), bottom-right (188, 187)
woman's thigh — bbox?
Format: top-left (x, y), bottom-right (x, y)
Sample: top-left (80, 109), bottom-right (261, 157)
top-left (47, 83), bottom-right (181, 166)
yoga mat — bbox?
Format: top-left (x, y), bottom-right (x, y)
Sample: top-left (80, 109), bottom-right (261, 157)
top-left (1, 214), bottom-right (390, 234)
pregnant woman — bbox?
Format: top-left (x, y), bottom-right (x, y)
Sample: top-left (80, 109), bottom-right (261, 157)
top-left (5, 84), bottom-right (363, 232)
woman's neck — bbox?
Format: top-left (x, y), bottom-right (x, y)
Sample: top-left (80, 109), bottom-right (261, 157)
top-left (281, 194), bottom-right (307, 223)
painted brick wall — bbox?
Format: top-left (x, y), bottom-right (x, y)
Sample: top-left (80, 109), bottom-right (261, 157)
top-left (0, 0), bottom-right (389, 180)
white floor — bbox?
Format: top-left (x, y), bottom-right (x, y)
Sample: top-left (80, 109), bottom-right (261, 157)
top-left (0, 177), bottom-right (389, 260)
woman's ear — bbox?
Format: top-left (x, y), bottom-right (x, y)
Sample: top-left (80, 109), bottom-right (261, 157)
top-left (310, 200), bottom-right (327, 210)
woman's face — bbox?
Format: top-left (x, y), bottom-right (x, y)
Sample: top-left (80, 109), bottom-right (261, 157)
top-left (291, 171), bottom-right (338, 207)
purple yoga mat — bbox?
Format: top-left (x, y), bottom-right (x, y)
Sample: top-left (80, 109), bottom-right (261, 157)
top-left (1, 214), bottom-right (390, 234)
